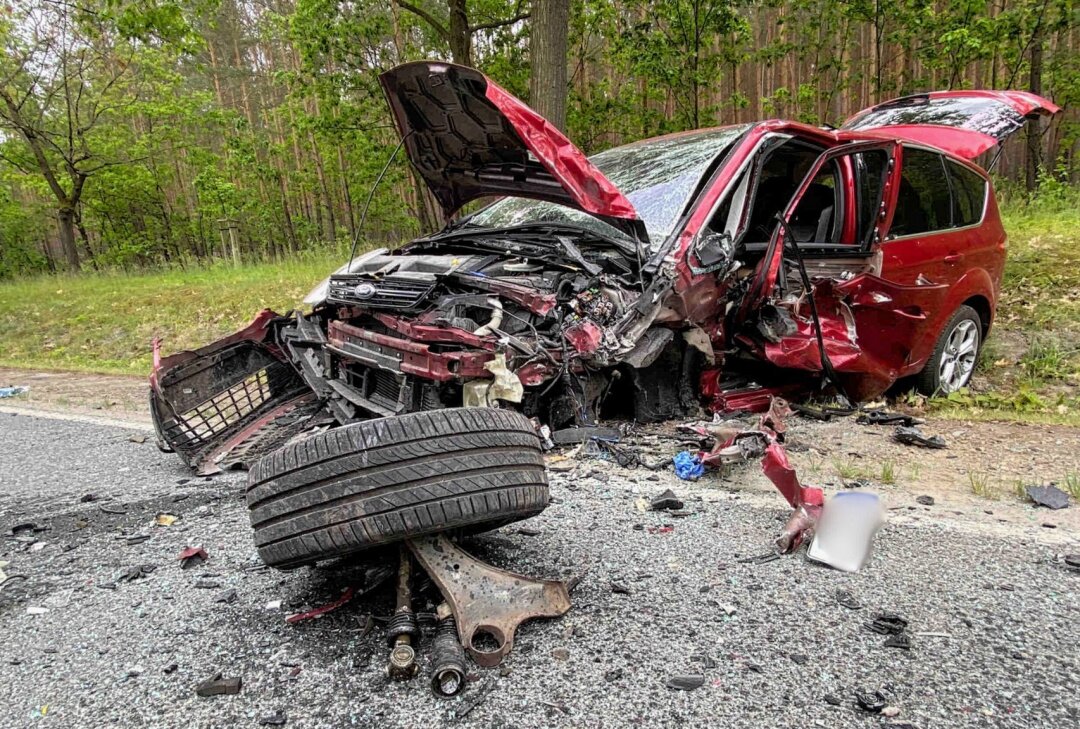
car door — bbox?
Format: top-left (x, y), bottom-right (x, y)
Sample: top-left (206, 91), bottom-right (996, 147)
top-left (742, 141), bottom-right (951, 391)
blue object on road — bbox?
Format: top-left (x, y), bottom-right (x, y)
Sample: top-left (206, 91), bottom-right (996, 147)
top-left (673, 450), bottom-right (705, 480)
top-left (0, 386), bottom-right (28, 398)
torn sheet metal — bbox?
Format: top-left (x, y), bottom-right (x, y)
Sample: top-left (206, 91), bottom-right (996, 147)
top-left (694, 398), bottom-right (823, 552)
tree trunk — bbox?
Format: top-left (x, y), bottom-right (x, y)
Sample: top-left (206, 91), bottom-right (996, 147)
top-left (529, 0), bottom-right (570, 131)
top-left (1026, 21), bottom-right (1044, 192)
top-left (57, 207), bottom-right (81, 272)
top-left (448, 0), bottom-right (472, 65)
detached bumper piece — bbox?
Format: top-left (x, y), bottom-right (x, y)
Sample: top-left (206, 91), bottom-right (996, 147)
top-left (150, 312), bottom-right (325, 475)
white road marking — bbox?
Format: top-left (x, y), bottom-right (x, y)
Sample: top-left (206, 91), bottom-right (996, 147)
top-left (0, 405), bottom-right (153, 432)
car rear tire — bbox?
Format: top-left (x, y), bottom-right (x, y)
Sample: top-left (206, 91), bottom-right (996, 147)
top-left (915, 305), bottom-right (982, 396)
top-left (246, 408), bottom-right (549, 568)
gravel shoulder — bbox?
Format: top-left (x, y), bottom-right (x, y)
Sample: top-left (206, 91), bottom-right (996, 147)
top-left (1, 412), bottom-right (1078, 728)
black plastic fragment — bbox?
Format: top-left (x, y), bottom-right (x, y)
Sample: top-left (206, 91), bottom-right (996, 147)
top-left (666, 675), bottom-right (705, 691)
top-left (864, 613), bottom-right (908, 635)
top-left (884, 632), bottom-right (912, 650)
top-left (855, 690), bottom-right (887, 713)
top-left (894, 426), bottom-right (946, 449)
top-left (857, 409), bottom-right (921, 426)
top-left (1026, 485), bottom-right (1069, 510)
top-left (650, 489), bottom-right (685, 511)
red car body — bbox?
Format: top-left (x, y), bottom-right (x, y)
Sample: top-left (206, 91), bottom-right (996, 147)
top-left (149, 62), bottom-right (1058, 479)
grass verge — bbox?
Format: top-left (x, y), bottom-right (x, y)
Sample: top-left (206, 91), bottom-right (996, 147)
top-left (0, 256), bottom-right (337, 374)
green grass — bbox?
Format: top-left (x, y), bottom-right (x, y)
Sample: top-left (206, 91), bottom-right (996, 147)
top-left (0, 256), bottom-right (337, 374)
top-left (968, 471), bottom-right (999, 500)
top-left (1066, 472), bottom-right (1080, 501)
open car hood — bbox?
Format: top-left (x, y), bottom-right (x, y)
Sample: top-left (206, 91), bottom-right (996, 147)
top-left (379, 62), bottom-right (645, 241)
top-left (841, 90), bottom-right (1060, 159)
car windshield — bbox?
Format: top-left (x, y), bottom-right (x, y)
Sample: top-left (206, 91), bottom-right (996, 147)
top-left (467, 125), bottom-right (750, 249)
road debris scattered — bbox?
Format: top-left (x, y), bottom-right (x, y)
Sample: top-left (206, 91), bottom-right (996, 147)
top-left (118, 564), bottom-right (155, 583)
top-left (178, 546), bottom-right (208, 569)
top-left (855, 689), bottom-right (887, 713)
top-left (1025, 484), bottom-right (1070, 510)
top-left (916, 495), bottom-right (935, 506)
top-left (894, 425), bottom-right (947, 449)
top-left (0, 386), bottom-right (29, 398)
top-left (259, 711), bottom-right (288, 726)
top-left (649, 489), bottom-right (684, 511)
top-left (666, 675), bottom-right (706, 691)
top-left (154, 513), bottom-right (178, 526)
top-left (195, 673), bottom-right (243, 697)
top-left (835, 590), bottom-right (862, 610)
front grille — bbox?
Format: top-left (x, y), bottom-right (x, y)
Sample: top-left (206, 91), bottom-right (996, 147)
top-left (371, 368), bottom-right (403, 404)
top-left (153, 340), bottom-right (309, 468)
top-left (165, 360), bottom-right (301, 449)
top-left (327, 275), bottom-right (435, 310)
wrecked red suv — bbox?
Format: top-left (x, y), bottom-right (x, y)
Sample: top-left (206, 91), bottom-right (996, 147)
top-left (150, 62), bottom-right (1058, 476)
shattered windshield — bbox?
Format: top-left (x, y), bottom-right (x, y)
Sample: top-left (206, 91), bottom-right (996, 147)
top-left (468, 125), bottom-right (750, 248)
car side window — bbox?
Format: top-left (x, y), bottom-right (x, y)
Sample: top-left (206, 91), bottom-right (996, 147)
top-left (889, 147), bottom-right (951, 238)
top-left (947, 160), bottom-right (987, 227)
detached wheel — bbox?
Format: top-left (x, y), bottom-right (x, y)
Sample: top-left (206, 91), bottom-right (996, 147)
top-left (246, 408), bottom-right (549, 568)
top-left (915, 305), bottom-right (982, 395)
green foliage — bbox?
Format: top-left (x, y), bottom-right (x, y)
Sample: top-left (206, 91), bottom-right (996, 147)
top-left (0, 0), bottom-right (1075, 276)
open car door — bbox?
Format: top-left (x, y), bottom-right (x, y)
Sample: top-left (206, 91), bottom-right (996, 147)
top-left (739, 141), bottom-right (950, 398)
top-left (840, 90), bottom-right (1060, 160)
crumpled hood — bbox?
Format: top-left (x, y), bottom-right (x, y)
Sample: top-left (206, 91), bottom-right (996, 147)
top-left (379, 61), bottom-right (645, 240)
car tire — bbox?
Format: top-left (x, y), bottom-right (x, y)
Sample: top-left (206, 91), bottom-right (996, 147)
top-left (915, 305), bottom-right (982, 396)
top-left (246, 407), bottom-right (549, 568)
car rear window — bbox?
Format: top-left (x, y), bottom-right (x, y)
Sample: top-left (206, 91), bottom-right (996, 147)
top-left (890, 147), bottom-right (952, 237)
top-left (948, 160), bottom-right (987, 227)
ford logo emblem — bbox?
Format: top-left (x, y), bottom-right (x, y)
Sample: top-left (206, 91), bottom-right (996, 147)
top-left (353, 283), bottom-right (377, 299)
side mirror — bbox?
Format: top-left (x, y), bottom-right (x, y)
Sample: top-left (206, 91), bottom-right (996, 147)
top-left (692, 231), bottom-right (734, 270)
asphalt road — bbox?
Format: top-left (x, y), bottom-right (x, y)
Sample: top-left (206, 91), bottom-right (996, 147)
top-left (0, 411), bottom-right (1077, 728)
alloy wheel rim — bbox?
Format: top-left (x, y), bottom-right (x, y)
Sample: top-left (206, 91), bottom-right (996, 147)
top-left (938, 319), bottom-right (979, 393)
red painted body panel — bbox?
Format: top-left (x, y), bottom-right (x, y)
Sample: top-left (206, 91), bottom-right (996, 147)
top-left (328, 320), bottom-right (494, 381)
top-left (482, 80), bottom-right (639, 220)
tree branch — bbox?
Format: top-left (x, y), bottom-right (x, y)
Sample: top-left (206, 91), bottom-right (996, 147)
top-left (470, 12), bottom-right (530, 33)
top-left (394, 0), bottom-right (450, 40)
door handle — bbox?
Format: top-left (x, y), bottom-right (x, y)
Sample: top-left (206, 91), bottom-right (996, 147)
top-left (943, 253), bottom-right (963, 264)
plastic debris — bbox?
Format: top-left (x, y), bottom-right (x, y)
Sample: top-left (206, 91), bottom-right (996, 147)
top-left (650, 489), bottom-right (684, 511)
top-left (1026, 484), bottom-right (1070, 510)
top-left (864, 613), bottom-right (909, 635)
top-left (835, 590), bottom-right (862, 610)
top-left (119, 564), bottom-right (156, 583)
top-left (856, 409), bottom-right (921, 426)
top-left (259, 711), bottom-right (287, 726)
top-left (0, 386), bottom-right (29, 398)
top-left (893, 426), bottom-right (946, 449)
top-left (155, 513), bottom-right (178, 527)
top-left (178, 546), bottom-right (208, 569)
top-left (855, 690), bottom-right (887, 713)
top-left (666, 675), bottom-right (705, 691)
top-left (195, 673), bottom-right (242, 697)
top-left (26, 606), bottom-right (48, 615)
top-left (884, 632), bottom-right (912, 650)
top-left (673, 451), bottom-right (705, 480)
